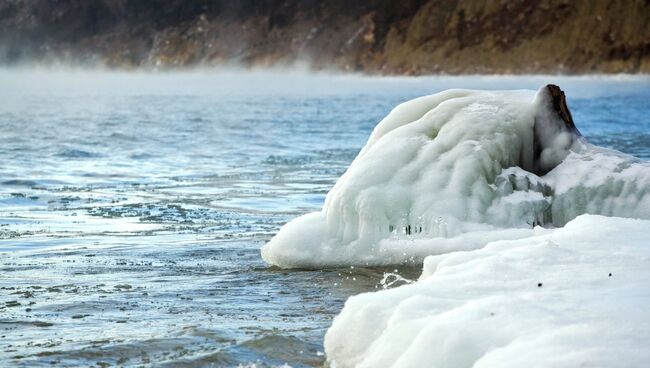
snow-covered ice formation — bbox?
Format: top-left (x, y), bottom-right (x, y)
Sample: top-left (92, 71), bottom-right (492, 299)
top-left (324, 214), bottom-right (650, 367)
top-left (261, 85), bottom-right (649, 367)
top-left (262, 85), bottom-right (650, 268)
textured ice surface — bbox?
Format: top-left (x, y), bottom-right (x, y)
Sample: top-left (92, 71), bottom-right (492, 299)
top-left (262, 87), bottom-right (650, 268)
top-left (324, 215), bottom-right (650, 368)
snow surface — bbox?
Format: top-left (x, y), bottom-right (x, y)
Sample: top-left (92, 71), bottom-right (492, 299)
top-left (262, 87), bottom-right (650, 268)
top-left (324, 215), bottom-right (650, 368)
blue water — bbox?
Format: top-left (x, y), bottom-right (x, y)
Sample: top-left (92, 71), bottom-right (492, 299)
top-left (0, 71), bottom-right (648, 367)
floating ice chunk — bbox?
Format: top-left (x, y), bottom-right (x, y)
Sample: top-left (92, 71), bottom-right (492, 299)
top-left (324, 215), bottom-right (650, 368)
top-left (262, 86), bottom-right (650, 268)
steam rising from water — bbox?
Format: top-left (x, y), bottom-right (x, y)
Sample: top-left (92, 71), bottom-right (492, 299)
top-left (2, 68), bottom-right (649, 96)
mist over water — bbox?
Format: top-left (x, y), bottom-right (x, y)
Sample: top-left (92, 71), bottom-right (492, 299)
top-left (1, 70), bottom-right (648, 367)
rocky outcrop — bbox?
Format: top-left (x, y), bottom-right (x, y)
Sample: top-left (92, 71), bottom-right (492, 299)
top-left (532, 85), bottom-right (582, 176)
top-left (0, 0), bottom-right (648, 74)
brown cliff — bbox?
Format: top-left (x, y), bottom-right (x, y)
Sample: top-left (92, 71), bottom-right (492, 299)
top-left (0, 0), bottom-right (648, 74)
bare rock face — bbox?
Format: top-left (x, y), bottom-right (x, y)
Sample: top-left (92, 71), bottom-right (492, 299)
top-left (532, 85), bottom-right (583, 176)
top-left (546, 85), bottom-right (577, 133)
top-left (0, 0), bottom-right (648, 73)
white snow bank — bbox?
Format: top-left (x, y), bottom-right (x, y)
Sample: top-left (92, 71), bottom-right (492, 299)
top-left (325, 215), bottom-right (650, 368)
top-left (262, 87), bottom-right (650, 268)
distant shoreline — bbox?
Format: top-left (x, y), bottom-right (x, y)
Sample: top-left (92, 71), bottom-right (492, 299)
top-left (1, 63), bottom-right (650, 77)
top-left (1, 0), bottom-right (648, 75)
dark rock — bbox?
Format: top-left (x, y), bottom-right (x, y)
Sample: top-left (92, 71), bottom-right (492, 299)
top-left (531, 84), bottom-right (584, 176)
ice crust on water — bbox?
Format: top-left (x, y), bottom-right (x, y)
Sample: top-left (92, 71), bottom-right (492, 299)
top-left (262, 87), bottom-right (650, 268)
top-left (324, 215), bottom-right (650, 367)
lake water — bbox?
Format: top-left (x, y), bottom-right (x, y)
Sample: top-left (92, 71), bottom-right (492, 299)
top-left (1, 70), bottom-right (648, 367)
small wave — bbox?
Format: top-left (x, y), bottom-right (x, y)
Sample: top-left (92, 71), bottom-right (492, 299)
top-left (129, 152), bottom-right (155, 159)
top-left (1, 179), bottom-right (39, 187)
top-left (264, 148), bottom-right (358, 166)
top-left (108, 132), bottom-right (138, 141)
top-left (0, 320), bottom-right (54, 328)
top-left (2, 179), bottom-right (68, 188)
top-left (55, 148), bottom-right (101, 158)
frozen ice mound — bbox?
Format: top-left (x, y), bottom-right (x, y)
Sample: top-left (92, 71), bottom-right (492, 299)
top-left (262, 86), bottom-right (650, 268)
top-left (324, 214), bottom-right (650, 368)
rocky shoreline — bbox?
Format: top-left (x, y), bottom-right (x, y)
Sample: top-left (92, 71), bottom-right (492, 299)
top-left (1, 0), bottom-right (648, 74)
